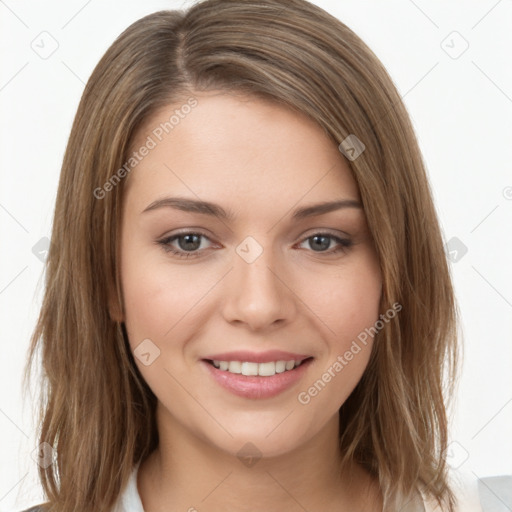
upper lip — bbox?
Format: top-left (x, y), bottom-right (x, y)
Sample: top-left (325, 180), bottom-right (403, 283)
top-left (202, 350), bottom-right (312, 364)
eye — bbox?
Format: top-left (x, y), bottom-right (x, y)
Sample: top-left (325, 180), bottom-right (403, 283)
top-left (297, 233), bottom-right (353, 254)
top-left (157, 231), bottom-right (353, 259)
top-left (157, 232), bottom-right (214, 259)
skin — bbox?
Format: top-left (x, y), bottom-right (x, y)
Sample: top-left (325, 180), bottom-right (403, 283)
top-left (116, 91), bottom-right (383, 511)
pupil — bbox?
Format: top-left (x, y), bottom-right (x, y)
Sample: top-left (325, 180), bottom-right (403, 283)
top-left (179, 234), bottom-right (200, 251)
top-left (311, 235), bottom-right (329, 251)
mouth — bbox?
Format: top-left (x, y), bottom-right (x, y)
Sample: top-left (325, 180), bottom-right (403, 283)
top-left (200, 355), bottom-right (314, 400)
top-left (204, 357), bottom-right (313, 377)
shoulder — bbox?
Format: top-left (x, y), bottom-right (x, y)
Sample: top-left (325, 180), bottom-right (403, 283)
top-left (420, 468), bottom-right (480, 511)
top-left (477, 475), bottom-right (512, 511)
top-left (18, 464), bottom-right (142, 512)
top-left (422, 470), bottom-right (512, 512)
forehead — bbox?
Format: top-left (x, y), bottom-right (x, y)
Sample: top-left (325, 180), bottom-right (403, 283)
top-left (124, 92), bottom-right (360, 213)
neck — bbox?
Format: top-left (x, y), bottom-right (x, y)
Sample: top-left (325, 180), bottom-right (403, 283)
top-left (137, 402), bottom-right (382, 511)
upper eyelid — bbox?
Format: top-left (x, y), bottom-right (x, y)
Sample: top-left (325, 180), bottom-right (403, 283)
top-left (160, 228), bottom-right (351, 241)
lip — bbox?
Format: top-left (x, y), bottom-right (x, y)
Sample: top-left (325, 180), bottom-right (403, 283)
top-left (200, 357), bottom-right (314, 400)
top-left (202, 350), bottom-right (311, 364)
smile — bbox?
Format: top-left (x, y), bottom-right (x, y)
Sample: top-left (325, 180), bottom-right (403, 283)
top-left (209, 359), bottom-right (304, 376)
top-left (201, 357), bottom-right (314, 399)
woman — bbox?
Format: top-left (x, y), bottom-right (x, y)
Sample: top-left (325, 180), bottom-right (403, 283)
top-left (23, 0), bottom-right (466, 510)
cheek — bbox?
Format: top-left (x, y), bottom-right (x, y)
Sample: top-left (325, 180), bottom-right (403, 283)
top-left (120, 245), bottom-right (192, 343)
top-left (297, 252), bottom-right (381, 403)
top-left (120, 256), bottom-right (215, 390)
top-left (306, 258), bottom-right (382, 345)
top-left (296, 270), bottom-right (381, 415)
top-left (120, 247), bottom-right (226, 352)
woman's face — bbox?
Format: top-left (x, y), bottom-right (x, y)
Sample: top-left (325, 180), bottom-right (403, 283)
top-left (118, 91), bottom-right (382, 458)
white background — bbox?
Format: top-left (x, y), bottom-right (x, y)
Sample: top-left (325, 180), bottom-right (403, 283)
top-left (1, 0), bottom-right (511, 510)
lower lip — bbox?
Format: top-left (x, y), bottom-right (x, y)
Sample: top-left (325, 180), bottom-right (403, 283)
top-left (201, 359), bottom-right (313, 399)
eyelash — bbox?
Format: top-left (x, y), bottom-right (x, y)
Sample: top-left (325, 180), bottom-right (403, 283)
top-left (156, 231), bottom-right (353, 259)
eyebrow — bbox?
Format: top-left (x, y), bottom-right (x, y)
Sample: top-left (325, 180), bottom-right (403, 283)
top-left (142, 196), bottom-right (362, 220)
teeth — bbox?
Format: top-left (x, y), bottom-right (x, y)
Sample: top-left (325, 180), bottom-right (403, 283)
top-left (258, 362), bottom-right (276, 377)
top-left (275, 361), bottom-right (286, 373)
top-left (228, 361), bottom-right (242, 373)
top-left (241, 362), bottom-right (259, 376)
top-left (211, 359), bottom-right (304, 376)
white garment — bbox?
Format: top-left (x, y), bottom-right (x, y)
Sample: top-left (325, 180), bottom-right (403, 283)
top-left (113, 461), bottom-right (144, 512)
top-left (112, 461), bottom-right (483, 512)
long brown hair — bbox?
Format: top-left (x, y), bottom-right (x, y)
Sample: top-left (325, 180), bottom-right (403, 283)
top-left (24, 0), bottom-right (459, 510)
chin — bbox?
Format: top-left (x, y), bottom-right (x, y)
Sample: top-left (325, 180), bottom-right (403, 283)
top-left (196, 412), bottom-right (320, 462)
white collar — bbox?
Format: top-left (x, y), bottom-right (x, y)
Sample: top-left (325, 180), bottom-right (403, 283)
top-left (115, 461), bottom-right (145, 512)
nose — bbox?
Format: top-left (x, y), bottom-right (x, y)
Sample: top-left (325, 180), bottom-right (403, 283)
top-left (221, 240), bottom-right (298, 332)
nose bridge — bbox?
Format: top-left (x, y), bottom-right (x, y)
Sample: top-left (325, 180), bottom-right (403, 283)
top-left (234, 234), bottom-right (284, 299)
top-left (222, 234), bottom-right (295, 329)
